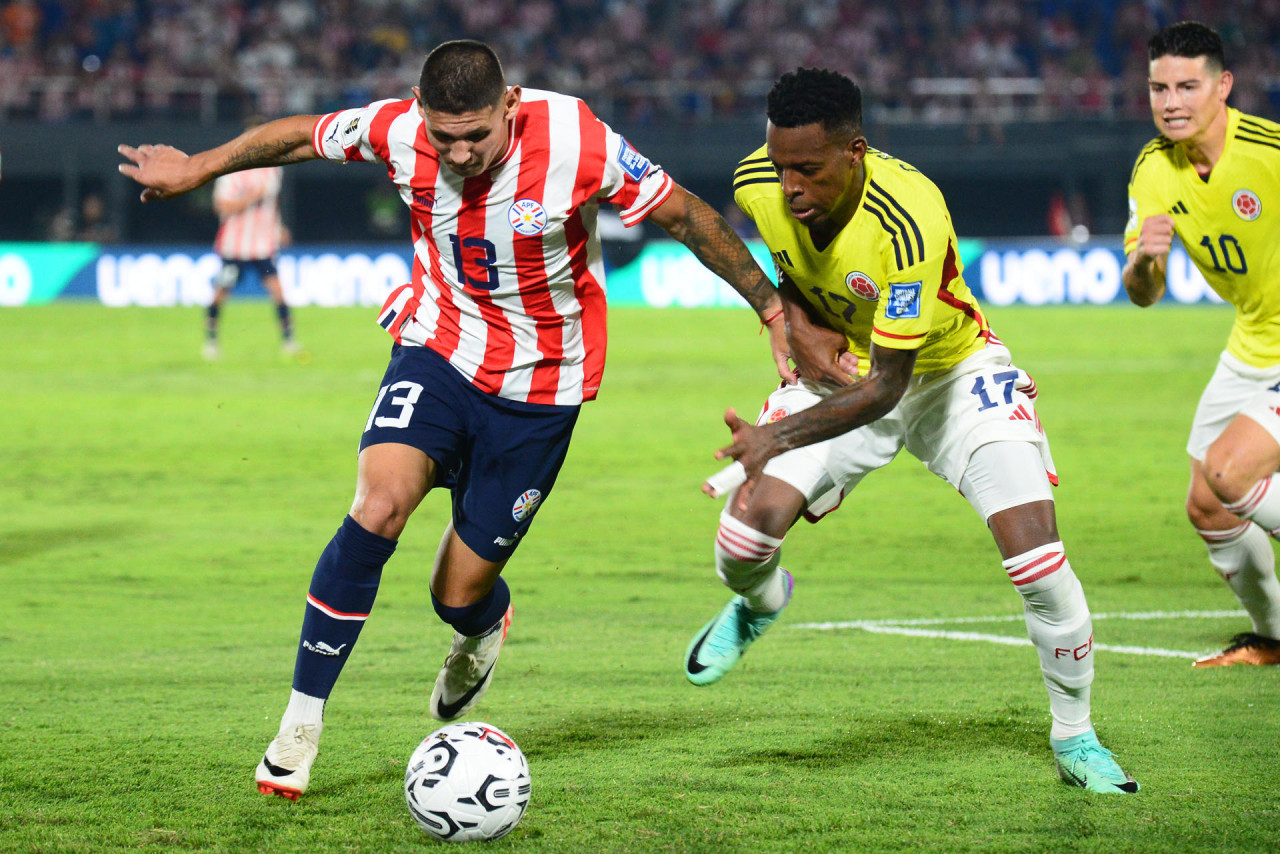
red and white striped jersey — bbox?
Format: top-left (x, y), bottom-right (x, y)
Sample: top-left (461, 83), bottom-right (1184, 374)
top-left (212, 167), bottom-right (284, 260)
top-left (311, 89), bottom-right (674, 405)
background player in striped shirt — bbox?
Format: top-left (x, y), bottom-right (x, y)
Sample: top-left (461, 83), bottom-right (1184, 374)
top-left (687, 68), bottom-right (1138, 793)
top-left (204, 118), bottom-right (298, 360)
top-left (119, 39), bottom-right (790, 800)
top-left (1123, 21), bottom-right (1280, 668)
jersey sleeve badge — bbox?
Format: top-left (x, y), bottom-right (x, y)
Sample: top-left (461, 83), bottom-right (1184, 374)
top-left (886, 282), bottom-right (922, 319)
top-left (616, 138), bottom-right (652, 181)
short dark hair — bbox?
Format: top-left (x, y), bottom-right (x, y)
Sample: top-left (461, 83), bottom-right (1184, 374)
top-left (418, 40), bottom-right (506, 113)
top-left (1148, 21), bottom-right (1226, 73)
top-left (766, 68), bottom-right (862, 138)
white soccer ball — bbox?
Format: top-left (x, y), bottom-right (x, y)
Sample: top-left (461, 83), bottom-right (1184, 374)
top-left (404, 721), bottom-right (531, 842)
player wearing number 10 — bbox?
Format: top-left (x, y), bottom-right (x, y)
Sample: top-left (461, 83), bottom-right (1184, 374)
top-left (685, 68), bottom-right (1138, 793)
top-left (119, 40), bottom-right (789, 801)
top-left (1123, 21), bottom-right (1280, 668)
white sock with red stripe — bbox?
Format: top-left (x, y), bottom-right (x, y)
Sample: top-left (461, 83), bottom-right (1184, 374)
top-left (1223, 475), bottom-right (1280, 537)
top-left (715, 513), bottom-right (789, 613)
top-left (1198, 523), bottom-right (1280, 639)
top-left (1003, 541), bottom-right (1093, 740)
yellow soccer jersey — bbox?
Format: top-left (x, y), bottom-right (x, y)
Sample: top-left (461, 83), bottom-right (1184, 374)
top-left (1125, 108), bottom-right (1280, 367)
top-left (734, 146), bottom-right (991, 374)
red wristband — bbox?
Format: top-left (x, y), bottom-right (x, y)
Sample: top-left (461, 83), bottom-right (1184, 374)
top-left (761, 308), bottom-right (783, 325)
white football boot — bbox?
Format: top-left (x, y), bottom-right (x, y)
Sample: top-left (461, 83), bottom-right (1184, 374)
top-left (255, 722), bottom-right (321, 801)
top-left (430, 606), bottom-right (513, 721)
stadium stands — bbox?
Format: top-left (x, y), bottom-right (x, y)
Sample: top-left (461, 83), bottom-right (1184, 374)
top-left (2, 0), bottom-right (1278, 125)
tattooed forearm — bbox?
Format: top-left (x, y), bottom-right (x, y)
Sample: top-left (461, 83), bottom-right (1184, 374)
top-left (676, 192), bottom-right (779, 314)
top-left (223, 140), bottom-right (311, 173)
top-left (209, 116), bottom-right (321, 178)
top-left (769, 345), bottom-right (915, 451)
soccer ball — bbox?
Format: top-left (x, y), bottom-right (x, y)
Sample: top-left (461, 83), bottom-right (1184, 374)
top-left (404, 721), bottom-right (531, 842)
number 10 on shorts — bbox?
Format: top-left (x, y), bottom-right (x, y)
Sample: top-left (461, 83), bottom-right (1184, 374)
top-left (365, 381), bottom-right (424, 431)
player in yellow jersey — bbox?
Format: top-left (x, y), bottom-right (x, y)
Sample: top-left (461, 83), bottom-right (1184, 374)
top-left (683, 68), bottom-right (1138, 793)
top-left (1123, 21), bottom-right (1280, 668)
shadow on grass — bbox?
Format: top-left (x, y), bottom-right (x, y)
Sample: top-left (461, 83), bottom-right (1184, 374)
top-left (484, 704), bottom-right (1044, 772)
top-left (721, 710), bottom-right (1044, 770)
top-left (0, 523), bottom-right (135, 563)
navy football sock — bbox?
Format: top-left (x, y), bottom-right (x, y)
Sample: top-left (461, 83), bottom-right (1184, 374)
top-left (275, 303), bottom-right (294, 341)
top-left (292, 515), bottom-right (397, 698)
top-left (432, 577), bottom-right (511, 637)
top-left (205, 303), bottom-right (220, 340)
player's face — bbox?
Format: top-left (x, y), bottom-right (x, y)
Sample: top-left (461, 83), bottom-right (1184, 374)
top-left (1147, 55), bottom-right (1232, 144)
top-left (765, 122), bottom-right (865, 228)
top-left (417, 86), bottom-right (522, 177)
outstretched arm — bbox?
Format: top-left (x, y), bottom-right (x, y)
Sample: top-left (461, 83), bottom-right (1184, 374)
top-left (118, 115), bottom-right (321, 202)
top-left (647, 184), bottom-right (794, 382)
top-left (711, 343), bottom-right (915, 509)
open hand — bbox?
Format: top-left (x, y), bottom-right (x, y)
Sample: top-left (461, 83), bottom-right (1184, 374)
top-left (117, 143), bottom-right (199, 202)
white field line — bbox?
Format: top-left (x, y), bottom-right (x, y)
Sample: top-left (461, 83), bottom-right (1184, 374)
top-left (790, 609), bottom-right (1248, 659)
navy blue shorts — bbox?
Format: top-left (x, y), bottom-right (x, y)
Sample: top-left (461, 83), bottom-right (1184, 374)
top-left (359, 345), bottom-right (581, 562)
top-left (215, 258), bottom-right (278, 290)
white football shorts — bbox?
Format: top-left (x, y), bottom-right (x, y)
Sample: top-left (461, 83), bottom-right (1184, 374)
top-left (754, 342), bottom-right (1056, 522)
top-left (1187, 350), bottom-right (1280, 461)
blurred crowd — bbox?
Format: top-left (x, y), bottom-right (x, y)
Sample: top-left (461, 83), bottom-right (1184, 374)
top-left (2, 0), bottom-right (1279, 125)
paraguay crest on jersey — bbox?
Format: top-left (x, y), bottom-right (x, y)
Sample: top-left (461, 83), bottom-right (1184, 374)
top-left (509, 199), bottom-right (548, 235)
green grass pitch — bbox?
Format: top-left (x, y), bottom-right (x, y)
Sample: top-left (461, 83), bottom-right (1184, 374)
top-left (2, 301), bottom-right (1279, 853)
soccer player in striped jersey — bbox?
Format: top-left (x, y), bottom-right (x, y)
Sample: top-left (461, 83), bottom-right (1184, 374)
top-left (204, 123), bottom-right (298, 361)
top-left (1123, 21), bottom-right (1280, 668)
top-left (119, 40), bottom-right (789, 801)
top-left (686, 68), bottom-right (1138, 793)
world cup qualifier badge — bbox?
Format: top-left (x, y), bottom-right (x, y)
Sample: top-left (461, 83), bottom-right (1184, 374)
top-left (1232, 189), bottom-right (1262, 222)
top-left (511, 489), bottom-right (543, 522)
top-left (509, 199), bottom-right (548, 235)
top-left (885, 282), bottom-right (922, 319)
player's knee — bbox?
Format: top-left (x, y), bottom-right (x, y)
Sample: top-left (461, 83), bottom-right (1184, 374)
top-left (731, 501), bottom-right (797, 540)
top-left (714, 514), bottom-right (783, 593)
top-left (1200, 444), bottom-right (1253, 504)
top-left (1185, 490), bottom-right (1224, 529)
top-left (350, 490), bottom-right (413, 539)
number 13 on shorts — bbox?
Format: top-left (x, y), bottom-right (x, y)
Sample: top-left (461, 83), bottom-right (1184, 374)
top-left (365, 381), bottom-right (424, 431)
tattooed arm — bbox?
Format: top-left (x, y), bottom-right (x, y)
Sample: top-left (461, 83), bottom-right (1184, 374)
top-left (648, 184), bottom-right (794, 382)
top-left (118, 115), bottom-right (321, 202)
top-left (713, 343), bottom-right (915, 509)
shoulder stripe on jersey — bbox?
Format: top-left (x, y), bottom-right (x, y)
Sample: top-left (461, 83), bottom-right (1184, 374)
top-left (737, 155), bottom-right (771, 168)
top-left (734, 176), bottom-right (781, 190)
top-left (734, 165), bottom-right (776, 179)
top-left (868, 181), bottom-right (925, 262)
top-left (1130, 138), bottom-right (1175, 181)
top-left (1235, 132), bottom-right (1280, 153)
top-left (1239, 117), bottom-right (1280, 138)
top-left (862, 198), bottom-right (906, 269)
